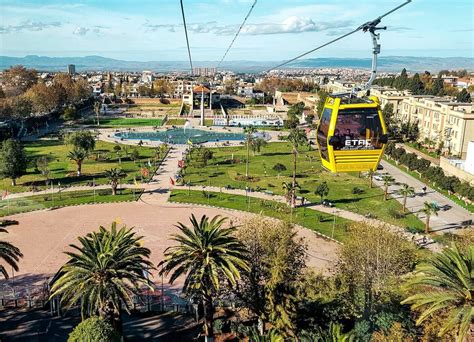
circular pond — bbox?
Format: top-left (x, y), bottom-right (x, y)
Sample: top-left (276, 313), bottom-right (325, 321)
top-left (115, 128), bottom-right (249, 144)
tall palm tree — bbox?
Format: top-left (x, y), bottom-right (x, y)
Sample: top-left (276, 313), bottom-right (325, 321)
top-left (159, 214), bottom-right (249, 340)
top-left (282, 181), bottom-right (300, 207)
top-left (367, 169), bottom-right (375, 188)
top-left (250, 137), bottom-right (267, 156)
top-left (398, 183), bottom-right (415, 213)
top-left (105, 168), bottom-right (126, 195)
top-left (382, 175), bottom-right (395, 201)
top-left (94, 101), bottom-right (101, 126)
top-left (68, 148), bottom-right (88, 176)
top-left (244, 126), bottom-right (257, 177)
top-left (0, 227), bottom-right (23, 279)
top-left (422, 201), bottom-right (440, 233)
top-left (287, 128), bottom-right (308, 205)
top-left (402, 244), bottom-right (473, 342)
top-left (49, 222), bottom-right (153, 328)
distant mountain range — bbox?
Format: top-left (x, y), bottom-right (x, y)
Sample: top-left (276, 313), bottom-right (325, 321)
top-left (0, 55), bottom-right (472, 73)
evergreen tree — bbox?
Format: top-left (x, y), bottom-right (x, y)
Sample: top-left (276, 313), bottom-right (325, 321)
top-left (0, 139), bottom-right (27, 186)
top-left (431, 76), bottom-right (445, 96)
top-left (456, 88), bottom-right (471, 103)
top-left (409, 73), bottom-right (425, 95)
top-left (394, 68), bottom-right (409, 90)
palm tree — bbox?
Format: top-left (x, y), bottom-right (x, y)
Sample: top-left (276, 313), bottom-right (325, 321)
top-left (113, 145), bottom-right (122, 164)
top-left (68, 148), bottom-right (88, 176)
top-left (398, 183), bottom-right (415, 213)
top-left (94, 101), bottom-right (101, 126)
top-left (282, 181), bottom-right (300, 207)
top-left (287, 128), bottom-right (308, 205)
top-left (422, 201), bottom-right (440, 233)
top-left (159, 215), bottom-right (249, 340)
top-left (301, 323), bottom-right (355, 342)
top-left (244, 126), bottom-right (257, 177)
top-left (382, 175), bottom-right (395, 201)
top-left (49, 222), bottom-right (153, 329)
top-left (402, 244), bottom-right (473, 342)
top-left (0, 227), bottom-right (23, 279)
top-left (367, 169), bottom-right (375, 188)
top-left (250, 137), bottom-right (267, 156)
top-left (105, 168), bottom-right (126, 195)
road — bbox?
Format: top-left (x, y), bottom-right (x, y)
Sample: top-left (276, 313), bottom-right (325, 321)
top-left (377, 160), bottom-right (473, 233)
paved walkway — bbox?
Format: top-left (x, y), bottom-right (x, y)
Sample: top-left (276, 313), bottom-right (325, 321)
top-left (174, 184), bottom-right (442, 252)
top-left (4, 145), bottom-right (445, 252)
top-left (378, 160), bottom-right (473, 233)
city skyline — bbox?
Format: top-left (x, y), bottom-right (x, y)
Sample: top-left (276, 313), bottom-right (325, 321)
top-left (1, 0), bottom-right (473, 61)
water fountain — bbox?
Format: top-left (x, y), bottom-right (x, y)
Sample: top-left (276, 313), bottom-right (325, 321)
top-left (183, 120), bottom-right (191, 133)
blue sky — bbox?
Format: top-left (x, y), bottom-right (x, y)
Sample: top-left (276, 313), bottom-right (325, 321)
top-left (0, 0), bottom-right (472, 61)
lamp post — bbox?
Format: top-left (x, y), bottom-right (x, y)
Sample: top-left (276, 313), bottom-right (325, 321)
top-left (332, 209), bottom-right (338, 239)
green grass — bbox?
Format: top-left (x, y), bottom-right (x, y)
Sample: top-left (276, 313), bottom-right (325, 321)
top-left (0, 188), bottom-right (142, 217)
top-left (83, 118), bottom-right (164, 127)
top-left (166, 118), bottom-right (188, 126)
top-left (181, 142), bottom-right (425, 231)
top-left (0, 139), bottom-right (165, 194)
top-left (170, 189), bottom-right (350, 242)
top-left (405, 142), bottom-right (440, 159)
top-left (383, 157), bottom-right (474, 212)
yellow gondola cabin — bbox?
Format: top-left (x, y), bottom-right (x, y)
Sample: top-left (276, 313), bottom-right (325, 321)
top-left (316, 95), bottom-right (388, 173)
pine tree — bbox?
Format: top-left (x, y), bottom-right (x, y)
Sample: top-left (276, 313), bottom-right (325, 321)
top-left (431, 76), bottom-right (445, 96)
top-left (409, 73), bottom-right (425, 95)
top-left (456, 88), bottom-right (471, 103)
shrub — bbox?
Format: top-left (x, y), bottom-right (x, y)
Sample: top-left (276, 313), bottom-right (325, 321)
top-left (62, 107), bottom-right (78, 121)
top-left (272, 163), bottom-right (287, 172)
top-left (68, 317), bottom-right (120, 342)
top-left (352, 187), bottom-right (365, 195)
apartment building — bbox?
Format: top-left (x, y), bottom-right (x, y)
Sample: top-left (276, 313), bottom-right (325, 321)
top-left (172, 80), bottom-right (194, 98)
top-left (398, 96), bottom-right (474, 158)
top-left (370, 86), bottom-right (407, 115)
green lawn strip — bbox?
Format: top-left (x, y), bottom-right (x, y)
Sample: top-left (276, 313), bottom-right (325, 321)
top-left (405, 142), bottom-right (440, 159)
top-left (82, 118), bottom-right (164, 127)
top-left (383, 157), bottom-right (473, 212)
top-left (0, 140), bottom-right (163, 194)
top-left (181, 142), bottom-right (425, 231)
top-left (170, 189), bottom-right (350, 242)
top-left (166, 118), bottom-right (213, 126)
top-left (166, 118), bottom-right (188, 126)
top-left (0, 188), bottom-right (142, 217)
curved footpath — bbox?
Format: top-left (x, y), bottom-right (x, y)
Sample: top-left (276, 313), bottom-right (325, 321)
top-left (4, 145), bottom-right (443, 252)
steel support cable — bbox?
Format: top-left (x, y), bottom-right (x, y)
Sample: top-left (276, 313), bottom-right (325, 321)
top-left (180, 0), bottom-right (193, 73)
top-left (264, 0), bottom-right (412, 73)
top-left (217, 0), bottom-right (258, 69)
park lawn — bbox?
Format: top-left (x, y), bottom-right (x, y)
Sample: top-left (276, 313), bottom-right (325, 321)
top-left (166, 118), bottom-right (188, 126)
top-left (0, 188), bottom-right (142, 217)
top-left (182, 142), bottom-right (425, 231)
top-left (170, 189), bottom-right (350, 242)
top-left (84, 118), bottom-right (164, 127)
top-left (0, 139), bottom-right (163, 194)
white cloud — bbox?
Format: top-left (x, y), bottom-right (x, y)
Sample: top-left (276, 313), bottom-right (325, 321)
top-left (0, 21), bottom-right (61, 34)
top-left (73, 27), bottom-right (89, 36)
top-left (144, 17), bottom-right (352, 36)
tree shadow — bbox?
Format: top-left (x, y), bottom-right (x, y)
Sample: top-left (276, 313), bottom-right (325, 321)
top-left (261, 152), bottom-right (290, 157)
